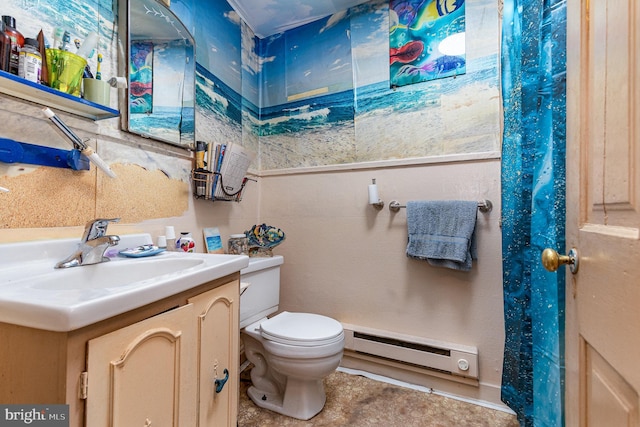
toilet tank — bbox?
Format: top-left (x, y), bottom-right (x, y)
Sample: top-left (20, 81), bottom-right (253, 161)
top-left (240, 255), bottom-right (283, 328)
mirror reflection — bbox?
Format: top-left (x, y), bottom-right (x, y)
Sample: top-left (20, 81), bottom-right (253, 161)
top-left (121, 0), bottom-right (195, 148)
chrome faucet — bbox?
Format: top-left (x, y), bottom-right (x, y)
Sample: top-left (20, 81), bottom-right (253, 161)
top-left (55, 218), bottom-right (121, 268)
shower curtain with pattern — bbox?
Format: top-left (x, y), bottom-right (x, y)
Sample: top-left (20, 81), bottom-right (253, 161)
top-left (500, 0), bottom-right (566, 425)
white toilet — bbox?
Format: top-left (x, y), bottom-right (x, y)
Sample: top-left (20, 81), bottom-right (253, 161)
top-left (240, 255), bottom-right (344, 420)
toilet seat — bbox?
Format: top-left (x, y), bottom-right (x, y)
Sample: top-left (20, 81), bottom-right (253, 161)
top-left (260, 311), bottom-right (343, 347)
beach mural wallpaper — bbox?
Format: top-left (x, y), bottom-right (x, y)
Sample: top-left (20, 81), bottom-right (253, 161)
top-left (1, 0), bottom-right (499, 174)
top-left (166, 0), bottom-right (249, 160)
top-left (175, 0), bottom-right (498, 171)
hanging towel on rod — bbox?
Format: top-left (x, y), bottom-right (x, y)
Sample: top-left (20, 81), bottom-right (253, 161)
top-left (406, 200), bottom-right (478, 271)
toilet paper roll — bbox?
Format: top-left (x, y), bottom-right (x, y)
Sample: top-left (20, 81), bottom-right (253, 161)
top-left (368, 183), bottom-right (379, 204)
top-left (107, 76), bottom-right (128, 88)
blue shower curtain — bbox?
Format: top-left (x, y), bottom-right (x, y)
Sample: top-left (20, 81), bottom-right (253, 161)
top-left (500, 0), bottom-right (566, 425)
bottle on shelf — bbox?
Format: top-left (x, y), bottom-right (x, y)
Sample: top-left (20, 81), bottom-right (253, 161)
top-left (0, 21), bottom-right (10, 73)
top-left (18, 38), bottom-right (41, 83)
top-left (1, 16), bottom-right (24, 75)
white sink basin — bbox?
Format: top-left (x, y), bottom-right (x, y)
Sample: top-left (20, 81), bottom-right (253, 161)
top-left (25, 257), bottom-right (206, 290)
top-left (0, 234), bottom-right (249, 331)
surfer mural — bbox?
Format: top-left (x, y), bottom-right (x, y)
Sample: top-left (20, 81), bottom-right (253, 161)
top-left (389, 0), bottom-right (466, 87)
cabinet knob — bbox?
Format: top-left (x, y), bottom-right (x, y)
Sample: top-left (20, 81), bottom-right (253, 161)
top-left (214, 368), bottom-right (229, 393)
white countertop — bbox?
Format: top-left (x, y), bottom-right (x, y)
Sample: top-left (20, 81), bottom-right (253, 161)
top-left (0, 234), bottom-right (249, 332)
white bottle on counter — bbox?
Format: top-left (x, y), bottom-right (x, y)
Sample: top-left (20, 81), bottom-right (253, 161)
top-left (165, 226), bottom-right (176, 251)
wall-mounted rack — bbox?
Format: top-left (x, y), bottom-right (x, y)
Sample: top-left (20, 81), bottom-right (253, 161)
top-left (191, 170), bottom-right (255, 202)
top-left (389, 199), bottom-right (493, 213)
top-left (0, 70), bottom-right (119, 121)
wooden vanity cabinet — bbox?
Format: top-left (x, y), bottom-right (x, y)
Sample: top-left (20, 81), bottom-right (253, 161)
top-left (85, 303), bottom-right (198, 426)
top-left (189, 281), bottom-right (240, 426)
top-left (0, 273), bottom-right (240, 427)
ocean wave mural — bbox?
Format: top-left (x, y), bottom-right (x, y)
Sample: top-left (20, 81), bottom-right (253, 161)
top-left (183, 0), bottom-right (498, 170)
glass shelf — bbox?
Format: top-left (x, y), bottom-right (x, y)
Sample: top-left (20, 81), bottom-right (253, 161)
top-left (0, 70), bottom-right (119, 121)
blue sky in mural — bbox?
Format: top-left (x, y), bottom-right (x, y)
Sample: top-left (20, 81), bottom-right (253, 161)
top-left (350, 0), bottom-right (389, 87)
top-left (259, 2), bottom-right (387, 107)
top-left (168, 1), bottom-right (387, 110)
top-left (174, 0), bottom-right (242, 94)
top-left (283, 13), bottom-right (352, 101)
top-left (168, 0), bottom-right (195, 35)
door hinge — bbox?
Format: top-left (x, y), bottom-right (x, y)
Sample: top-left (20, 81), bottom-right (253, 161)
top-left (79, 372), bottom-right (88, 400)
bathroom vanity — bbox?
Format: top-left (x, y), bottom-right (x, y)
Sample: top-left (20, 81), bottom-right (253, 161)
top-left (0, 235), bottom-right (246, 426)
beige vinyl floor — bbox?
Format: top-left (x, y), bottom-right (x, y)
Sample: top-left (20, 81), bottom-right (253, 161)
top-left (238, 368), bottom-right (520, 427)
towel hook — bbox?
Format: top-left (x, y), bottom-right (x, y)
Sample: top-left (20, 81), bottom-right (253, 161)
top-left (389, 200), bottom-right (493, 213)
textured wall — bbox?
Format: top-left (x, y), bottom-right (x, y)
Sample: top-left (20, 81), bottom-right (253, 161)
top-left (259, 159), bottom-right (506, 405)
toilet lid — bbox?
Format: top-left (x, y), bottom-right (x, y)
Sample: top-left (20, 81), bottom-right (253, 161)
top-left (260, 311), bottom-right (343, 347)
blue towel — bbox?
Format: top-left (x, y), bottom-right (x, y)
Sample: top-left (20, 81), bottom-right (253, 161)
top-left (406, 200), bottom-right (478, 271)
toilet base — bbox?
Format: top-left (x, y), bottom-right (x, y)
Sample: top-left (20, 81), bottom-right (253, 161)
top-left (247, 377), bottom-right (326, 420)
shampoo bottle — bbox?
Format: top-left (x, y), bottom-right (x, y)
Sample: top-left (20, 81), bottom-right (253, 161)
top-left (1, 16), bottom-right (23, 75)
top-left (0, 21), bottom-right (11, 72)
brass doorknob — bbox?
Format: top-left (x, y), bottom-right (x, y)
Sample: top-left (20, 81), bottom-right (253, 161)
top-left (541, 248), bottom-right (579, 274)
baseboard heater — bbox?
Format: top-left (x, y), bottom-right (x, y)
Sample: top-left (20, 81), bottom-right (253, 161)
top-left (342, 324), bottom-right (479, 380)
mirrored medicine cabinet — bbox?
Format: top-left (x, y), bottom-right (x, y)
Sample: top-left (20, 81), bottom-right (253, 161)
top-left (118, 0), bottom-right (196, 149)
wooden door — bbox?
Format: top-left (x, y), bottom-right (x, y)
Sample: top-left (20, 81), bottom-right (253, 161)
top-left (85, 304), bottom-right (197, 427)
top-left (565, 0), bottom-right (640, 425)
top-left (189, 280), bottom-right (239, 427)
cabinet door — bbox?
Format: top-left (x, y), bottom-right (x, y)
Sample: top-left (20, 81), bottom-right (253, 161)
top-left (189, 280), bottom-right (239, 427)
top-left (85, 304), bottom-right (197, 427)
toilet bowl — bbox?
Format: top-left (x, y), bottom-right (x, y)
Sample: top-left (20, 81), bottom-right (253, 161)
top-left (240, 257), bottom-right (344, 420)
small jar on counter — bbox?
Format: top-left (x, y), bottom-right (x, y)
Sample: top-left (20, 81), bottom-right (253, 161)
top-left (177, 232), bottom-right (195, 253)
top-left (165, 226), bottom-right (176, 251)
top-left (228, 234), bottom-right (248, 255)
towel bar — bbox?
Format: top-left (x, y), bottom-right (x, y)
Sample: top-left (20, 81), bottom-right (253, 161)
top-left (389, 200), bottom-right (493, 213)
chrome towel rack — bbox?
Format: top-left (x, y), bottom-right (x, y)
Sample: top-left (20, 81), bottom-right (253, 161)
top-left (388, 199), bottom-right (493, 213)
